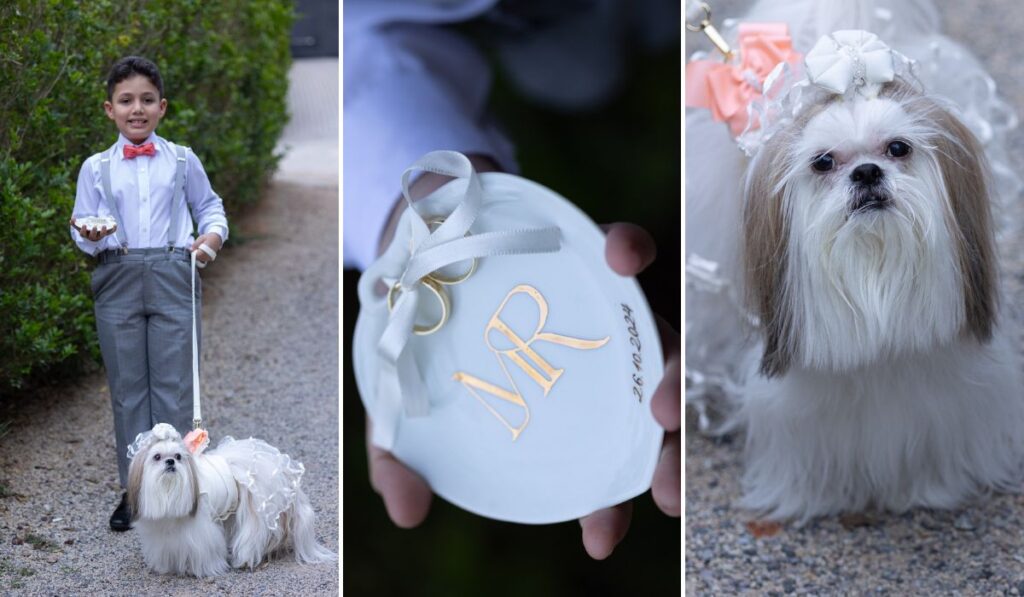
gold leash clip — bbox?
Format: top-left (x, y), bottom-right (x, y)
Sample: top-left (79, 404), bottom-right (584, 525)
top-left (686, 2), bottom-right (733, 61)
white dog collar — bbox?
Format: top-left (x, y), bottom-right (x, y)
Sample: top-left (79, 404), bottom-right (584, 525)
top-left (354, 151), bottom-right (664, 523)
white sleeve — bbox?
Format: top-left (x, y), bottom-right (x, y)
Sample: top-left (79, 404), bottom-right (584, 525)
top-left (185, 150), bottom-right (229, 243)
top-left (342, 23), bottom-right (517, 271)
top-left (70, 158), bottom-right (114, 256)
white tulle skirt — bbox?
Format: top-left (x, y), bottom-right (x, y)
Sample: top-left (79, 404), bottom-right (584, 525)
top-left (211, 436), bottom-right (306, 531)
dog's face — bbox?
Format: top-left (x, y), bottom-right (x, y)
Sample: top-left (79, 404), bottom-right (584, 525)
top-left (745, 81), bottom-right (996, 376)
top-left (127, 438), bottom-right (199, 521)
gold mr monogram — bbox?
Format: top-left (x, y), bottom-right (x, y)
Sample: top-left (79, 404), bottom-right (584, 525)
top-left (452, 284), bottom-right (609, 440)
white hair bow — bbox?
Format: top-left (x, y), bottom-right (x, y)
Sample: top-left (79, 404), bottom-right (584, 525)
top-left (126, 423), bottom-right (183, 460)
top-left (804, 30), bottom-right (896, 98)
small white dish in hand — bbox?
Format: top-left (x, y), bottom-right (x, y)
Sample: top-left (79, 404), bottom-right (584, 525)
top-left (76, 215), bottom-right (117, 232)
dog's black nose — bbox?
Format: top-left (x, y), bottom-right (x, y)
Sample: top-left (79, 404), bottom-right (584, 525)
top-left (165, 458), bottom-right (176, 467)
top-left (850, 163), bottom-right (883, 186)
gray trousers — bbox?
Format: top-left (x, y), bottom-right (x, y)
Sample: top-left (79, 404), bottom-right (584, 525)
top-left (92, 247), bottom-right (200, 487)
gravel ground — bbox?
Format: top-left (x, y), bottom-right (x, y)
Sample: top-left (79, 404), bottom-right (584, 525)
top-left (686, 1), bottom-right (1024, 594)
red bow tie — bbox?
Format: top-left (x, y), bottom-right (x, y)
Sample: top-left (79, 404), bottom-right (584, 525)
top-left (123, 143), bottom-right (156, 159)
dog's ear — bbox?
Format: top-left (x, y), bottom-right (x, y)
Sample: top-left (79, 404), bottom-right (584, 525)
top-left (931, 103), bottom-right (998, 342)
top-left (744, 131), bottom-right (796, 377)
top-left (886, 78), bottom-right (999, 343)
top-left (126, 450), bottom-right (146, 521)
top-left (186, 451), bottom-right (200, 517)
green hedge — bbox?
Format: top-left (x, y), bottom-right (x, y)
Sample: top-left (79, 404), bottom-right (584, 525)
top-left (0, 0), bottom-right (294, 391)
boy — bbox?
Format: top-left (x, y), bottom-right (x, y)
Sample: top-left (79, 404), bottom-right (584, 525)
top-left (69, 56), bottom-right (227, 531)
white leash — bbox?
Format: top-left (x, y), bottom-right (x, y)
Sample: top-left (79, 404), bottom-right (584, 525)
top-left (191, 249), bottom-right (202, 429)
top-left (190, 243), bottom-right (217, 428)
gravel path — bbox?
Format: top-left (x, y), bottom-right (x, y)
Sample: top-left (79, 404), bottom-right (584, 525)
top-left (686, 1), bottom-right (1024, 594)
top-left (0, 178), bottom-right (340, 595)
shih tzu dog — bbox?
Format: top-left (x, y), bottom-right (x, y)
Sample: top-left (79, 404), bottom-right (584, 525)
top-left (736, 31), bottom-right (1024, 522)
top-left (127, 423), bottom-right (335, 577)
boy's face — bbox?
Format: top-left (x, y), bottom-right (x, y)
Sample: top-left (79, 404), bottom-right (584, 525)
top-left (104, 74), bottom-right (167, 145)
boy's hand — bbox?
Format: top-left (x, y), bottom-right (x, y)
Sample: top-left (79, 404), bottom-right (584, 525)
top-left (70, 217), bottom-right (117, 242)
top-left (365, 222), bottom-right (680, 559)
top-left (191, 233), bottom-right (223, 264)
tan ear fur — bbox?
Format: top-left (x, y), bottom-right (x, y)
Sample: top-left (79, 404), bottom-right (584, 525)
top-left (931, 105), bottom-right (998, 342)
top-left (744, 130), bottom-right (796, 377)
top-left (126, 450), bottom-right (145, 522)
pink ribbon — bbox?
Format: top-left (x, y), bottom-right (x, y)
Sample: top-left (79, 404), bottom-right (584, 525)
top-left (686, 23), bottom-right (802, 136)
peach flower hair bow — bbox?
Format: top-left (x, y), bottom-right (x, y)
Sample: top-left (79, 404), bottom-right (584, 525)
top-left (686, 23), bottom-right (803, 136)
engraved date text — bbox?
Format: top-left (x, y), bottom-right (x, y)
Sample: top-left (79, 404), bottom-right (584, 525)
top-left (621, 303), bottom-right (643, 402)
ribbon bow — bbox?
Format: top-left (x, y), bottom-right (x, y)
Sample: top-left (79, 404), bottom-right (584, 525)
top-left (123, 142), bottom-right (156, 159)
top-left (358, 151), bottom-right (562, 450)
top-left (804, 30), bottom-right (895, 97)
top-left (686, 23), bottom-right (803, 136)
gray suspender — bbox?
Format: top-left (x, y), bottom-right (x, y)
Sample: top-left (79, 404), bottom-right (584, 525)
top-left (98, 143), bottom-right (189, 251)
top-left (99, 148), bottom-right (129, 250)
top-left (169, 145), bottom-right (188, 248)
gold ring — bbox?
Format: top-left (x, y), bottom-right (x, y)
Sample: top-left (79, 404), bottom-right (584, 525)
top-left (427, 257), bottom-right (477, 285)
top-left (409, 216), bottom-right (478, 286)
top-left (386, 277), bottom-right (450, 336)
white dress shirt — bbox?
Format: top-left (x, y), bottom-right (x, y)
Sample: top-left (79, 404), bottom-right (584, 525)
top-left (71, 133), bottom-right (229, 256)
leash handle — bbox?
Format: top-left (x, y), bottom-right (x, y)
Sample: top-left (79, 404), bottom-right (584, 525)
top-left (191, 250), bottom-right (202, 429)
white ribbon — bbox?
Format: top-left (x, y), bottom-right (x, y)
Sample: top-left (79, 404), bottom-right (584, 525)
top-left (358, 151), bottom-right (562, 450)
top-left (804, 30), bottom-right (895, 97)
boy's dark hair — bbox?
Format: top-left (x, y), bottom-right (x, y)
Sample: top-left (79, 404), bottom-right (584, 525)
top-left (106, 56), bottom-right (164, 100)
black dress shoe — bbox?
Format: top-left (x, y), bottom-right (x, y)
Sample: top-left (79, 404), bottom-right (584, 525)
top-left (109, 492), bottom-right (131, 532)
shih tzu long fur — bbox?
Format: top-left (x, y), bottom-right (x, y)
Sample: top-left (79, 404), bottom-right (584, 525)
top-left (127, 424), bottom-right (335, 577)
top-left (738, 53), bottom-right (1024, 522)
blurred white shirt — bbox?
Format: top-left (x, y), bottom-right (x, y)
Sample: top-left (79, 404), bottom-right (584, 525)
top-left (342, 0), bottom-right (677, 270)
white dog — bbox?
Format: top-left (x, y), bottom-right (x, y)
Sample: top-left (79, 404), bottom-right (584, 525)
top-left (732, 31), bottom-right (1024, 522)
top-left (127, 423), bottom-right (335, 577)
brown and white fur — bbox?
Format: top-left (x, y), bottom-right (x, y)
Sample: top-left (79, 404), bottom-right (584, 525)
top-left (737, 78), bottom-right (1024, 522)
top-left (127, 428), bottom-right (335, 577)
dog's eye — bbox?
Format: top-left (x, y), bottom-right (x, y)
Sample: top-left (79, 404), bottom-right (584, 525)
top-left (811, 153), bottom-right (834, 172)
top-left (175, 453), bottom-right (181, 461)
top-left (886, 140), bottom-right (911, 158)
top-left (153, 453), bottom-right (161, 461)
